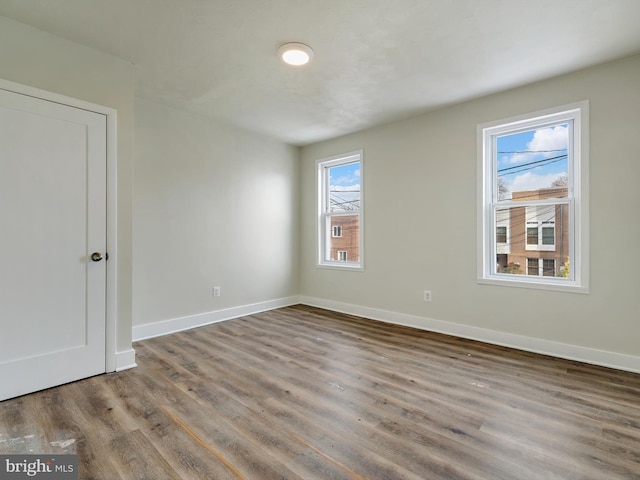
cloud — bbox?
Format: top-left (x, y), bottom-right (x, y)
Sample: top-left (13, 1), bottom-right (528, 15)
top-left (503, 152), bottom-right (531, 165)
top-left (508, 171), bottom-right (567, 193)
top-left (528, 125), bottom-right (568, 153)
top-left (503, 125), bottom-right (568, 165)
top-left (331, 184), bottom-right (360, 193)
top-left (332, 175), bottom-right (359, 187)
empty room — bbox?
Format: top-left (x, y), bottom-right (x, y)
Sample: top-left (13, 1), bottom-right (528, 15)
top-left (1, 1), bottom-right (639, 479)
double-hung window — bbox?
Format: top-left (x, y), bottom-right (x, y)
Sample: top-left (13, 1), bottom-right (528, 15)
top-left (478, 103), bottom-right (589, 292)
top-left (317, 151), bottom-right (363, 269)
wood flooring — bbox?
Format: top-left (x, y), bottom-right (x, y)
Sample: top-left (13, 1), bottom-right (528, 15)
top-left (1, 305), bottom-right (639, 479)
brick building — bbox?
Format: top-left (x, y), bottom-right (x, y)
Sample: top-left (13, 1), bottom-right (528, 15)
top-left (329, 215), bottom-right (360, 263)
top-left (496, 186), bottom-right (569, 277)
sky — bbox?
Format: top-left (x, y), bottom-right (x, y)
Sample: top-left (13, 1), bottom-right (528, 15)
top-left (329, 161), bottom-right (360, 211)
top-left (497, 124), bottom-right (568, 197)
top-left (330, 162), bottom-right (360, 189)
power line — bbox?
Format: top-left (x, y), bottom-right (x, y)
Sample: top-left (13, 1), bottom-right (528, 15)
top-left (497, 154), bottom-right (567, 173)
top-left (329, 192), bottom-right (360, 211)
top-left (498, 157), bottom-right (567, 178)
top-left (498, 149), bottom-right (567, 154)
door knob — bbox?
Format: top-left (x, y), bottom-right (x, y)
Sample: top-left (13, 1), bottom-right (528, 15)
top-left (91, 252), bottom-right (103, 262)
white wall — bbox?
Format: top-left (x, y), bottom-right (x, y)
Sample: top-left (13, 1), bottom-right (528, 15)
top-left (300, 55), bottom-right (640, 367)
top-left (133, 97), bottom-right (299, 332)
top-left (0, 16), bottom-right (135, 357)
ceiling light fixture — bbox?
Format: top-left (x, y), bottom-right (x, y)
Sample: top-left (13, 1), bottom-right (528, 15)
top-left (278, 42), bottom-right (314, 66)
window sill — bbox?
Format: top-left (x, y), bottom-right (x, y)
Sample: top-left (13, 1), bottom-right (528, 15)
top-left (478, 276), bottom-right (589, 294)
top-left (317, 262), bottom-right (364, 272)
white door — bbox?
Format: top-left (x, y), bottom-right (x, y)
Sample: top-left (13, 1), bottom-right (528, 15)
top-left (0, 88), bottom-right (107, 401)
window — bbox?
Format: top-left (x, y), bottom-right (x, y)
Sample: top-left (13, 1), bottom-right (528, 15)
top-left (527, 258), bottom-right (539, 276)
top-left (527, 258), bottom-right (556, 277)
top-left (496, 226), bottom-right (507, 244)
top-left (542, 227), bottom-right (555, 246)
top-left (478, 102), bottom-right (589, 292)
top-left (496, 209), bottom-right (511, 256)
top-left (543, 259), bottom-right (555, 277)
top-left (525, 205), bottom-right (556, 251)
top-left (317, 151), bottom-right (363, 269)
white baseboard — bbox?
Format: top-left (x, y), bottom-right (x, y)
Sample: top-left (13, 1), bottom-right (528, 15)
top-left (129, 294), bottom-right (640, 374)
top-left (299, 296), bottom-right (640, 374)
top-left (132, 296), bottom-right (300, 341)
top-left (114, 348), bottom-right (137, 372)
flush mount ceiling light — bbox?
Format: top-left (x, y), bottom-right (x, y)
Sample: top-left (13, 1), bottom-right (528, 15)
top-left (278, 42), bottom-right (314, 66)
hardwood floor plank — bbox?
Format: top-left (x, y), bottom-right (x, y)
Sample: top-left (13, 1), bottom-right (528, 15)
top-left (162, 367), bottom-right (365, 480)
top-left (108, 429), bottom-right (181, 480)
top-left (105, 368), bottom-right (252, 480)
top-left (1, 305), bottom-right (639, 479)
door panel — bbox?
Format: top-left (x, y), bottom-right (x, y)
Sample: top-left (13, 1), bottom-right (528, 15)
top-left (0, 88), bottom-right (106, 401)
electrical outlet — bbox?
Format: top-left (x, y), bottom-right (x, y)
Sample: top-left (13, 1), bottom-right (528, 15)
top-left (423, 290), bottom-right (432, 302)
top-left (213, 286), bottom-right (221, 297)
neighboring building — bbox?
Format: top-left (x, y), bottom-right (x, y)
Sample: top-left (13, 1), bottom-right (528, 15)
top-left (496, 186), bottom-right (569, 277)
top-left (329, 215), bottom-right (360, 263)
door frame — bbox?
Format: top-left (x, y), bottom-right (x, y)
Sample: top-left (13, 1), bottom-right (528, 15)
top-left (0, 78), bottom-right (119, 372)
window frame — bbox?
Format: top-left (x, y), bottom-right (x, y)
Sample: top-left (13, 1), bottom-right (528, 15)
top-left (477, 102), bottom-right (589, 293)
top-left (317, 150), bottom-right (364, 270)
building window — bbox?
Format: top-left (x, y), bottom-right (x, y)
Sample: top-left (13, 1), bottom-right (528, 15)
top-left (527, 258), bottom-right (556, 277)
top-left (525, 205), bottom-right (556, 251)
top-left (478, 102), bottom-right (589, 293)
top-left (496, 226), bottom-right (507, 244)
top-left (527, 258), bottom-right (539, 276)
top-left (543, 259), bottom-right (556, 277)
top-left (317, 151), bottom-right (363, 269)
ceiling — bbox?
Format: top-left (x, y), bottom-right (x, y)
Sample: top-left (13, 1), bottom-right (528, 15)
top-left (1, 0), bottom-right (640, 146)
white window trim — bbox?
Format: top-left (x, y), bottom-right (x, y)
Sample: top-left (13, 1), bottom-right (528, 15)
top-left (317, 150), bottom-right (364, 271)
top-left (477, 102), bottom-right (589, 293)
